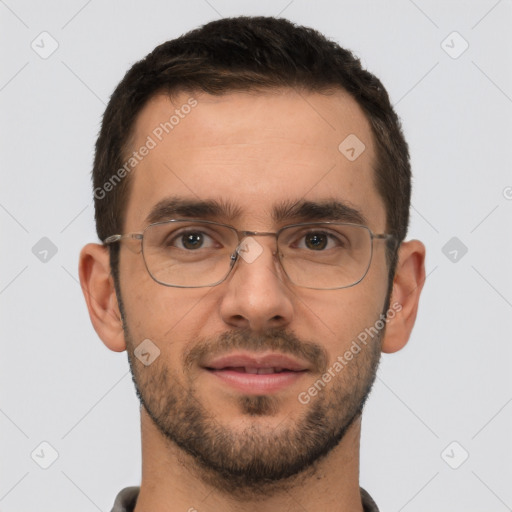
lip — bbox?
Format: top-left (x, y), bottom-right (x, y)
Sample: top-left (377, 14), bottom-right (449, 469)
top-left (203, 352), bottom-right (310, 394)
top-left (205, 352), bottom-right (310, 372)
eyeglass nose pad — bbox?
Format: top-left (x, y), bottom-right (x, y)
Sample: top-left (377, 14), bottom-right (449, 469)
top-left (230, 251), bottom-right (239, 265)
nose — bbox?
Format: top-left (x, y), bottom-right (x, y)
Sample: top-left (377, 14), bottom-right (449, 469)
top-left (219, 236), bottom-right (294, 332)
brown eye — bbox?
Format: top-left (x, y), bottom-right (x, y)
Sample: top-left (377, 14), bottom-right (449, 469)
top-left (181, 232), bottom-right (204, 250)
top-left (304, 233), bottom-right (328, 250)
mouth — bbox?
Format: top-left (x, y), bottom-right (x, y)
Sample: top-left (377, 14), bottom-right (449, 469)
top-left (203, 352), bottom-right (309, 394)
top-left (213, 366), bottom-right (297, 374)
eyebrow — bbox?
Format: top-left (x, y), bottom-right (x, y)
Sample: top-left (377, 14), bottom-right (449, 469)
top-left (145, 197), bottom-right (243, 225)
top-left (272, 199), bottom-right (367, 225)
top-left (145, 197), bottom-right (367, 226)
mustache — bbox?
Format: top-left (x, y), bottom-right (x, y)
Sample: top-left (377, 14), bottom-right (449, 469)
top-left (183, 328), bottom-right (328, 374)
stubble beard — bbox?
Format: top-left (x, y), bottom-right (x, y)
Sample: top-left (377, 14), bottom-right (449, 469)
top-left (123, 325), bottom-right (382, 497)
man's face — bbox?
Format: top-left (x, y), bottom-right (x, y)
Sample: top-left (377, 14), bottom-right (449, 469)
top-left (118, 89), bottom-right (390, 490)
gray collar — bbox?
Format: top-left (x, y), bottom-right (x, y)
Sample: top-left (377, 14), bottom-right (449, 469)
top-left (111, 486), bottom-right (379, 512)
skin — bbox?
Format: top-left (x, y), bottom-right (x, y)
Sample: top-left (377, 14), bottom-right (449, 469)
top-left (79, 88), bottom-right (425, 512)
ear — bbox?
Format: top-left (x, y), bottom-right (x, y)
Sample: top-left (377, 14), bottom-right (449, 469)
top-left (381, 240), bottom-right (426, 354)
top-left (78, 243), bottom-right (126, 352)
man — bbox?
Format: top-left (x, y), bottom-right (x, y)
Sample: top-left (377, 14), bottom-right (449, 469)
top-left (79, 16), bottom-right (425, 512)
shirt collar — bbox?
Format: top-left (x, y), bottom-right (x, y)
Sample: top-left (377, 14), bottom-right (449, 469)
top-left (111, 486), bottom-right (379, 512)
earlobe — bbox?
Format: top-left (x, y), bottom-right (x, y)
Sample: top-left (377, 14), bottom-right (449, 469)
top-left (78, 243), bottom-right (127, 352)
top-left (381, 240), bottom-right (426, 354)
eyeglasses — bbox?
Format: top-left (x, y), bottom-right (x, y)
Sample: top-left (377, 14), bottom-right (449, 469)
top-left (103, 219), bottom-right (396, 290)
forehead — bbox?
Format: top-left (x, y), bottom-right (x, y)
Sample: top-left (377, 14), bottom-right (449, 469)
top-left (124, 88), bottom-right (386, 231)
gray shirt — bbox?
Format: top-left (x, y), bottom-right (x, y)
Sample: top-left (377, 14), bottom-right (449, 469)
top-left (111, 486), bottom-right (379, 511)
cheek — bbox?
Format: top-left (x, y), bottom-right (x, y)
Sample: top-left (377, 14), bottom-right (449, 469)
top-left (118, 252), bottom-right (163, 342)
top-left (298, 261), bottom-right (389, 358)
top-left (121, 270), bottom-right (215, 354)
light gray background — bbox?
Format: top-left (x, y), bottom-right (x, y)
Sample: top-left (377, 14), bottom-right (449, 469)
top-left (1, 1), bottom-right (511, 510)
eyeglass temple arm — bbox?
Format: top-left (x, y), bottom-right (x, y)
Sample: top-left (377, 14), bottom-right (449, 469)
top-left (373, 233), bottom-right (399, 250)
top-left (103, 233), bottom-right (143, 245)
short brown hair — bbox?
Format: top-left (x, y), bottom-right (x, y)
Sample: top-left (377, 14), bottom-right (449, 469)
top-left (92, 16), bottom-right (411, 283)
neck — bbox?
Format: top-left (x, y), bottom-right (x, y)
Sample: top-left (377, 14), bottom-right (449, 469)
top-left (134, 408), bottom-right (365, 512)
